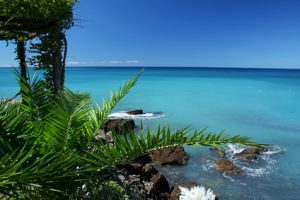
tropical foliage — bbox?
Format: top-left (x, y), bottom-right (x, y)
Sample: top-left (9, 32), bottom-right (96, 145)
top-left (0, 0), bottom-right (78, 94)
top-left (0, 71), bottom-right (263, 199)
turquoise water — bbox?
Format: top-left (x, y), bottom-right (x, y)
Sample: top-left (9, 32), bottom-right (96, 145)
top-left (1, 67), bottom-right (300, 199)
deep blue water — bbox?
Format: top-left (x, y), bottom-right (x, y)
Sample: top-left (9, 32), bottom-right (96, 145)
top-left (1, 67), bottom-right (300, 199)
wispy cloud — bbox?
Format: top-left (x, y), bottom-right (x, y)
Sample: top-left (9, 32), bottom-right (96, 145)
top-left (126, 60), bottom-right (142, 64)
top-left (67, 61), bottom-right (106, 66)
top-left (109, 60), bottom-right (123, 64)
top-left (67, 61), bottom-right (81, 65)
top-left (66, 59), bottom-right (142, 66)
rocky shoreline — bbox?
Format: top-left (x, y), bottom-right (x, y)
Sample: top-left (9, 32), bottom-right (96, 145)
top-left (96, 110), bottom-right (268, 199)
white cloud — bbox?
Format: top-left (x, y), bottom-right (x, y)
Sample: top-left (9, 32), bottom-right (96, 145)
top-left (109, 60), bottom-right (123, 64)
top-left (126, 60), bottom-right (142, 64)
top-left (66, 59), bottom-right (142, 66)
top-left (67, 61), bottom-right (81, 65)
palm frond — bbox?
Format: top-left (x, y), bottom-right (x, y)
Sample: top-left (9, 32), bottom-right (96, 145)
top-left (96, 70), bottom-right (143, 128)
top-left (82, 127), bottom-right (263, 172)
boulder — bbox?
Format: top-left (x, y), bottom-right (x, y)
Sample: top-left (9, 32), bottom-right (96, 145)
top-left (214, 160), bottom-right (241, 174)
top-left (126, 109), bottom-right (144, 115)
top-left (123, 156), bottom-right (155, 179)
top-left (142, 164), bottom-right (159, 179)
top-left (133, 154), bottom-right (151, 164)
top-left (124, 162), bottom-right (144, 174)
top-left (234, 147), bottom-right (266, 161)
top-left (150, 146), bottom-right (188, 165)
top-left (169, 182), bottom-right (197, 200)
top-left (235, 153), bottom-right (257, 160)
top-left (150, 172), bottom-right (170, 194)
top-left (104, 119), bottom-right (135, 134)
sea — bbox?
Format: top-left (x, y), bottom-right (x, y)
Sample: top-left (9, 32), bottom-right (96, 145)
top-left (1, 67), bottom-right (300, 199)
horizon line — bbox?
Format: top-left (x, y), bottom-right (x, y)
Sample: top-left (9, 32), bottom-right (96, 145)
top-left (1, 66), bottom-right (300, 70)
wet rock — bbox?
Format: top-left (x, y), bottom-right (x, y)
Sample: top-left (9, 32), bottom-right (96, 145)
top-left (169, 182), bottom-right (197, 200)
top-left (150, 146), bottom-right (188, 165)
top-left (234, 147), bottom-right (266, 161)
top-left (127, 109), bottom-right (144, 115)
top-left (150, 172), bottom-right (170, 194)
top-left (216, 150), bottom-right (225, 158)
top-left (235, 153), bottom-right (257, 160)
top-left (214, 159), bottom-right (241, 174)
top-left (104, 119), bottom-right (135, 134)
top-left (238, 147), bottom-right (264, 155)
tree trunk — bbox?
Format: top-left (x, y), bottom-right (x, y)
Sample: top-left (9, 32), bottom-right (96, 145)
top-left (52, 48), bottom-right (63, 95)
top-left (17, 40), bottom-right (27, 81)
top-left (61, 32), bottom-right (67, 88)
top-left (50, 30), bottom-right (64, 95)
top-left (16, 40), bottom-right (28, 103)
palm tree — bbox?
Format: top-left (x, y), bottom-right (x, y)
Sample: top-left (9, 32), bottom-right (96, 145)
top-left (0, 72), bottom-right (262, 199)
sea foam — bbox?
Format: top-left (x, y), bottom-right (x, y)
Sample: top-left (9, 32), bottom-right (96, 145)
top-left (109, 111), bottom-right (165, 120)
top-left (203, 144), bottom-right (284, 178)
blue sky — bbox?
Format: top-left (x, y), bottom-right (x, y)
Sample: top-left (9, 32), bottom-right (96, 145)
top-left (1, 0), bottom-right (300, 68)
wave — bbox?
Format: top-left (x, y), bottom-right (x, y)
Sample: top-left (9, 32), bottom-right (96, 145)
top-left (203, 144), bottom-right (284, 178)
top-left (109, 111), bottom-right (165, 120)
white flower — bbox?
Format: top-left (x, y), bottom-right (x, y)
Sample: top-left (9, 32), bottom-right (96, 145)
top-left (179, 186), bottom-right (216, 200)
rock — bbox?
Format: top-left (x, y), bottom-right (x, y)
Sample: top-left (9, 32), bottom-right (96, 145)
top-left (150, 146), bottom-right (188, 165)
top-left (216, 150), bottom-right (225, 158)
top-left (95, 129), bottom-right (114, 143)
top-left (128, 174), bottom-right (141, 184)
top-left (133, 154), bottom-right (151, 164)
top-left (214, 159), bottom-right (241, 174)
top-left (142, 164), bottom-right (159, 179)
top-left (150, 172), bottom-right (170, 194)
top-left (234, 147), bottom-right (266, 161)
top-left (237, 147), bottom-right (264, 155)
top-left (104, 119), bottom-right (135, 134)
top-left (235, 153), bottom-right (257, 160)
top-left (169, 182), bottom-right (197, 200)
top-left (124, 162), bottom-right (144, 174)
top-left (127, 109), bottom-right (144, 115)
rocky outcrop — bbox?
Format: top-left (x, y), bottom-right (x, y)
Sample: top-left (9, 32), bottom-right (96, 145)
top-left (126, 109), bottom-right (144, 115)
top-left (214, 159), bottom-right (241, 174)
top-left (150, 146), bottom-right (188, 165)
top-left (169, 182), bottom-right (197, 200)
top-left (150, 172), bottom-right (170, 194)
top-left (104, 119), bottom-right (135, 134)
top-left (114, 164), bottom-right (170, 200)
top-left (234, 147), bottom-right (266, 161)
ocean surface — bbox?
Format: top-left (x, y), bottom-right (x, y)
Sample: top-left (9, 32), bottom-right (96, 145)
top-left (1, 67), bottom-right (300, 199)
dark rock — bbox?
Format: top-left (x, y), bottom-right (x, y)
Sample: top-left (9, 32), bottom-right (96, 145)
top-left (234, 147), bottom-right (266, 161)
top-left (127, 109), bottom-right (144, 115)
top-left (169, 182), bottom-right (197, 200)
top-left (104, 119), bottom-right (135, 134)
top-left (235, 153), bottom-right (257, 160)
top-left (133, 154), bottom-right (151, 164)
top-left (214, 159), bottom-right (241, 174)
top-left (236, 147), bottom-right (264, 155)
top-left (150, 172), bottom-right (170, 194)
top-left (150, 146), bottom-right (188, 165)
top-left (142, 164), bottom-right (159, 179)
top-left (124, 162), bottom-right (144, 174)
